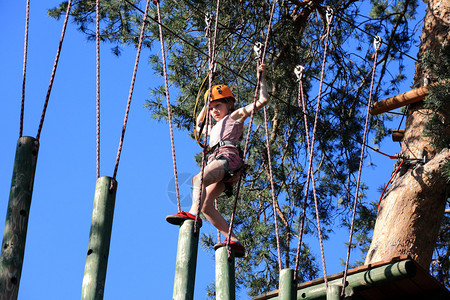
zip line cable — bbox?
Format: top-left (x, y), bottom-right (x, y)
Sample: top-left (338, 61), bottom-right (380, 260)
top-left (341, 36), bottom-right (382, 296)
top-left (20, 0), bottom-right (31, 138)
top-left (36, 0), bottom-right (73, 141)
top-left (111, 0), bottom-right (151, 183)
top-left (155, 0), bottom-right (182, 212)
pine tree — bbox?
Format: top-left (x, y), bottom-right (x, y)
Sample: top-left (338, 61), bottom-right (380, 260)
top-left (49, 0), bottom-right (449, 295)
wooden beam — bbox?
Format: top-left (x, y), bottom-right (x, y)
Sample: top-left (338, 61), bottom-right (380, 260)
top-left (369, 86), bottom-right (429, 115)
top-left (0, 137), bottom-right (39, 299)
top-left (81, 176), bottom-right (117, 300)
top-left (392, 129), bottom-right (405, 142)
top-left (172, 220), bottom-right (199, 300)
top-left (215, 246), bottom-right (235, 300)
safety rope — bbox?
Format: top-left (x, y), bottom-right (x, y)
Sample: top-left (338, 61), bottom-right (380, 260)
top-left (377, 159), bottom-right (404, 210)
top-left (96, 0), bottom-right (101, 179)
top-left (226, 0), bottom-right (278, 259)
top-left (194, 8), bottom-right (219, 233)
top-left (111, 0), bottom-right (151, 183)
top-left (341, 36), bottom-right (382, 295)
top-left (263, 106), bottom-right (283, 271)
top-left (36, 0), bottom-right (73, 141)
top-left (155, 0), bottom-right (182, 212)
top-left (20, 0), bottom-right (31, 138)
top-left (294, 7), bottom-right (334, 286)
top-left (293, 65), bottom-right (310, 281)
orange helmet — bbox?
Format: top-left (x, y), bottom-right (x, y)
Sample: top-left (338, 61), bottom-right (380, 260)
top-left (204, 85), bottom-right (235, 103)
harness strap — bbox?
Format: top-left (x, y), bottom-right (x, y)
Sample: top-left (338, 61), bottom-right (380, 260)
top-left (208, 140), bottom-right (240, 153)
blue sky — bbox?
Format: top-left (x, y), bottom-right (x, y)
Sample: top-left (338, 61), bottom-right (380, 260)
top-left (0, 1), bottom-right (424, 299)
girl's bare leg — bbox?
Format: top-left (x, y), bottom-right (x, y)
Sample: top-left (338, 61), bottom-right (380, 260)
top-left (188, 159), bottom-right (239, 241)
top-left (202, 182), bottom-right (238, 241)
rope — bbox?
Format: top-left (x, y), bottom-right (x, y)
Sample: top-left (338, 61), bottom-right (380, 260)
top-left (155, 0), bottom-right (182, 212)
top-left (20, 0), bottom-right (31, 138)
top-left (263, 105), bottom-right (283, 272)
top-left (112, 0), bottom-right (151, 182)
top-left (293, 68), bottom-right (310, 281)
top-left (194, 7), bottom-right (218, 233)
top-left (341, 37), bottom-right (381, 295)
top-left (377, 159), bottom-right (404, 210)
top-left (96, 0), bottom-right (101, 179)
top-left (296, 10), bottom-right (334, 286)
top-left (226, 0), bottom-right (278, 259)
top-left (36, 0), bottom-right (73, 141)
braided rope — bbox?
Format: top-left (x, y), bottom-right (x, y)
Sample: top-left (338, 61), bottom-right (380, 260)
top-left (226, 0), bottom-right (278, 259)
top-left (20, 0), bottom-right (31, 138)
top-left (112, 0), bottom-right (151, 181)
top-left (293, 15), bottom-right (333, 285)
top-left (155, 0), bottom-right (182, 212)
top-left (36, 0), bottom-right (73, 141)
top-left (194, 5), bottom-right (218, 233)
top-left (96, 0), bottom-right (101, 179)
top-left (341, 42), bottom-right (380, 296)
top-left (263, 105), bottom-right (282, 271)
top-left (293, 72), bottom-right (311, 281)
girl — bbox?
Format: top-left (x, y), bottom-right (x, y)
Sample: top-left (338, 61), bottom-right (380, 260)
top-left (166, 64), bottom-right (268, 257)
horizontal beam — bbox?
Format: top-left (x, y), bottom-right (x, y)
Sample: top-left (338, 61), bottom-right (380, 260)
top-left (369, 86), bottom-right (429, 115)
top-left (253, 259), bottom-right (416, 300)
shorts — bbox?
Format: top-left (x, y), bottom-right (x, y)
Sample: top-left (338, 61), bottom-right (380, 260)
top-left (208, 146), bottom-right (244, 188)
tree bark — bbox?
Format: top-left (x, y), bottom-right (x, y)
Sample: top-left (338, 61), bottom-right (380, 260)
top-left (365, 0), bottom-right (450, 269)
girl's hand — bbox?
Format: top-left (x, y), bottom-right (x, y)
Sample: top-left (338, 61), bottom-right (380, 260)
top-left (257, 63), bottom-right (266, 79)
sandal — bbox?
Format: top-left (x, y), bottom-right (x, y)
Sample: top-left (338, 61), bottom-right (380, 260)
top-left (213, 240), bottom-right (245, 257)
top-left (166, 211), bottom-right (202, 227)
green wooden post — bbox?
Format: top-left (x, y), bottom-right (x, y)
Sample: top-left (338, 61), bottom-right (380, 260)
top-left (0, 137), bottom-right (39, 300)
top-left (326, 285), bottom-right (341, 300)
top-left (173, 220), bottom-right (199, 300)
top-left (215, 246), bottom-right (235, 300)
top-left (279, 268), bottom-right (296, 300)
top-left (81, 176), bottom-right (117, 300)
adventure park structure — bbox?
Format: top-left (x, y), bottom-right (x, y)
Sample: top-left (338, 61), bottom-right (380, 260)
top-left (1, 0), bottom-right (449, 299)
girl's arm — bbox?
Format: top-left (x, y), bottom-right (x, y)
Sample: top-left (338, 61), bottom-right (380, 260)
top-left (231, 63), bottom-right (268, 122)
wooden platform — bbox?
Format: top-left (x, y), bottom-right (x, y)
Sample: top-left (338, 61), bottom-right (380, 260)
top-left (252, 256), bottom-right (450, 299)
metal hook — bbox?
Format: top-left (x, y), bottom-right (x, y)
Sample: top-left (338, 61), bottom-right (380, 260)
top-left (325, 6), bottom-right (334, 25)
top-left (373, 36), bottom-right (382, 51)
top-left (204, 13), bottom-right (213, 36)
top-left (294, 65), bottom-right (304, 82)
top-left (253, 42), bottom-right (263, 60)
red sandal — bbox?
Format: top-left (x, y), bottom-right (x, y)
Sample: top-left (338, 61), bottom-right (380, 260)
top-left (213, 240), bottom-right (245, 257)
top-left (166, 211), bottom-right (202, 227)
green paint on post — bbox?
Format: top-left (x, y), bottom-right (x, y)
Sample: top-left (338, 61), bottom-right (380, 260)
top-left (279, 268), bottom-right (296, 300)
top-left (81, 176), bottom-right (117, 300)
top-left (173, 220), bottom-right (199, 300)
top-left (0, 137), bottom-right (39, 299)
top-left (326, 285), bottom-right (341, 300)
top-left (215, 246), bottom-right (235, 300)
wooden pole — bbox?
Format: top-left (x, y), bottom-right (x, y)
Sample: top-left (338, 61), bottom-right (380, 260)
top-left (279, 268), bottom-right (296, 300)
top-left (173, 220), bottom-right (199, 300)
top-left (326, 285), bottom-right (341, 300)
top-left (215, 246), bottom-right (235, 300)
top-left (369, 85), bottom-right (429, 115)
top-left (81, 176), bottom-right (117, 300)
top-left (0, 137), bottom-right (39, 300)
top-left (392, 129), bottom-right (405, 142)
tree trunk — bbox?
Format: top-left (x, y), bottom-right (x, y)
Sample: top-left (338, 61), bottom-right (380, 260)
top-left (365, 0), bottom-right (450, 270)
